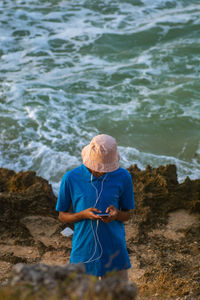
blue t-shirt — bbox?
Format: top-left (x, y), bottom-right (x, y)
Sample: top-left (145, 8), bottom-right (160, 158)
top-left (56, 164), bottom-right (134, 276)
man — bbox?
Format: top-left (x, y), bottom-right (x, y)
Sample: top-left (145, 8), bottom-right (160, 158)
top-left (56, 134), bottom-right (134, 278)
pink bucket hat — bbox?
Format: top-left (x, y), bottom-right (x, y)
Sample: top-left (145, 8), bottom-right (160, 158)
top-left (82, 134), bottom-right (120, 172)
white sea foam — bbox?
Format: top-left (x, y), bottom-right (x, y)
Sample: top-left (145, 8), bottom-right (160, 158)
top-left (119, 146), bottom-right (200, 183)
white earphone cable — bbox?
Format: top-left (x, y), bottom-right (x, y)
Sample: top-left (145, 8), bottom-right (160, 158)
top-left (83, 173), bottom-right (108, 264)
top-left (91, 173), bottom-right (108, 208)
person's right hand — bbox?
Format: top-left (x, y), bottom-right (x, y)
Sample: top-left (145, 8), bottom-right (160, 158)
top-left (81, 207), bottom-right (102, 220)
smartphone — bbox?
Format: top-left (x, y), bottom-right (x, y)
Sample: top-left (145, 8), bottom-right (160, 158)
top-left (95, 212), bottom-right (109, 217)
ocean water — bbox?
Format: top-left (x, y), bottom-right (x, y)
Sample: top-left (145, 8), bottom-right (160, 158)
top-left (0, 0), bottom-right (200, 194)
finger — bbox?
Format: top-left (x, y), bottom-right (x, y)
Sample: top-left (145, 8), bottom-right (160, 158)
top-left (92, 213), bottom-right (101, 219)
top-left (91, 207), bottom-right (102, 213)
top-left (110, 209), bottom-right (117, 215)
top-left (106, 207), bottom-right (111, 213)
top-left (100, 217), bottom-right (110, 223)
top-left (106, 205), bottom-right (115, 213)
top-left (101, 216), bottom-right (109, 220)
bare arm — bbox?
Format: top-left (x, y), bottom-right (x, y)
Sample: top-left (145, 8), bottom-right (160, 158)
top-left (101, 205), bottom-right (131, 223)
top-left (116, 209), bottom-right (131, 222)
top-left (58, 207), bottom-right (102, 223)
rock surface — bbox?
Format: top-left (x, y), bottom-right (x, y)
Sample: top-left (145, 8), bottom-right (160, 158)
top-left (0, 165), bottom-right (199, 299)
top-left (11, 263), bottom-right (85, 289)
top-left (127, 164), bottom-right (200, 299)
top-left (0, 168), bottom-right (69, 275)
top-left (9, 263), bottom-right (137, 300)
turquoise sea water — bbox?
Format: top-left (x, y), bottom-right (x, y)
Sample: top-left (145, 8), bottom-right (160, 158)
top-left (0, 0), bottom-right (200, 194)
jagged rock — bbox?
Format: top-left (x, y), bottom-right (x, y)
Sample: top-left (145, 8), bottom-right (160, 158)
top-left (95, 275), bottom-right (137, 300)
top-left (127, 164), bottom-right (200, 299)
top-left (0, 168), bottom-right (56, 219)
top-left (11, 263), bottom-right (137, 300)
top-left (11, 263), bottom-right (85, 289)
top-left (0, 168), bottom-right (70, 280)
top-left (0, 168), bottom-right (57, 240)
top-left (127, 164), bottom-right (200, 237)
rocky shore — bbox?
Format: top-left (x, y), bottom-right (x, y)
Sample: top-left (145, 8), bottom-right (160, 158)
top-left (0, 165), bottom-right (199, 299)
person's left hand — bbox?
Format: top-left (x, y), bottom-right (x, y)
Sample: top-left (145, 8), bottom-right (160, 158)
top-left (100, 205), bottom-right (118, 223)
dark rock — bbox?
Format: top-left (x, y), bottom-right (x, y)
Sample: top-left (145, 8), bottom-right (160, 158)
top-left (11, 263), bottom-right (137, 300)
top-left (11, 263), bottom-right (85, 289)
top-left (127, 164), bottom-right (200, 299)
top-left (95, 275), bottom-right (137, 300)
top-left (0, 168), bottom-right (57, 238)
top-left (127, 164), bottom-right (200, 235)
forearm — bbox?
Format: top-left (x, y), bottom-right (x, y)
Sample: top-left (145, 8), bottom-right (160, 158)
top-left (58, 211), bottom-right (84, 223)
top-left (58, 207), bottom-right (101, 223)
top-left (116, 210), bottom-right (131, 222)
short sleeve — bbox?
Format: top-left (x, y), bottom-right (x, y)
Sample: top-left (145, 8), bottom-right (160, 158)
top-left (56, 173), bottom-right (72, 212)
top-left (119, 171), bottom-right (135, 210)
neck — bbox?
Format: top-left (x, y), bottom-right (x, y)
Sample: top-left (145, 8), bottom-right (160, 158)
top-left (88, 168), bottom-right (105, 178)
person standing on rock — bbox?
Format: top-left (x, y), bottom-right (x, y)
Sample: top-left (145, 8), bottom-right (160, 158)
top-left (56, 134), bottom-right (134, 279)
